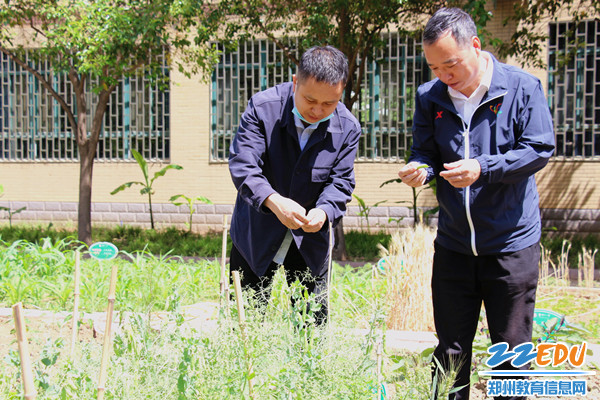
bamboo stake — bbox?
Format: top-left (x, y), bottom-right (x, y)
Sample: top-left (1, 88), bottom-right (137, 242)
top-left (12, 302), bottom-right (36, 400)
top-left (70, 250), bottom-right (81, 358)
top-left (97, 264), bottom-right (118, 400)
top-left (326, 220), bottom-right (334, 324)
top-left (376, 340), bottom-right (383, 400)
top-left (220, 215), bottom-right (229, 311)
top-left (232, 271), bottom-right (255, 399)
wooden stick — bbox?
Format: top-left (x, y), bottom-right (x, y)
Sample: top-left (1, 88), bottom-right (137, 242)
top-left (232, 271), bottom-right (255, 399)
top-left (12, 302), bottom-right (36, 400)
top-left (327, 220), bottom-right (334, 324)
top-left (70, 250), bottom-right (81, 358)
top-left (97, 264), bottom-right (118, 400)
top-left (220, 215), bottom-right (229, 310)
top-left (376, 340), bottom-right (383, 400)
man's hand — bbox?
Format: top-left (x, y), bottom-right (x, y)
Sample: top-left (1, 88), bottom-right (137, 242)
top-left (439, 159), bottom-right (481, 188)
top-left (398, 161), bottom-right (428, 187)
top-left (264, 193), bottom-right (310, 230)
top-left (301, 208), bottom-right (327, 233)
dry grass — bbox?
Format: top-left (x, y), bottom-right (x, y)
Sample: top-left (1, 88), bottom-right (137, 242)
top-left (539, 241), bottom-right (571, 287)
top-left (378, 224), bottom-right (436, 331)
top-left (578, 246), bottom-right (598, 288)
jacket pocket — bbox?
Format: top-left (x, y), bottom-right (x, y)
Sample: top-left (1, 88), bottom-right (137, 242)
top-left (311, 167), bottom-right (330, 182)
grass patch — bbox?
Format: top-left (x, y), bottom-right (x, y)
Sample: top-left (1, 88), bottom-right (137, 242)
top-left (0, 225), bottom-right (231, 258)
top-left (345, 230), bottom-right (391, 260)
top-left (0, 225), bottom-right (598, 266)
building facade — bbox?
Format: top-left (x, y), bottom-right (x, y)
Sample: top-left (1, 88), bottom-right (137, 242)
top-left (0, 1), bottom-right (599, 236)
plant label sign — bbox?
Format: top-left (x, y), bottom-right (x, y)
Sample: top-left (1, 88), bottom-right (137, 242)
top-left (89, 242), bottom-right (119, 261)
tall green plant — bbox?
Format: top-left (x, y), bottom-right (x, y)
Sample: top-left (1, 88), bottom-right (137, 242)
top-left (352, 194), bottom-right (385, 232)
top-left (169, 194), bottom-right (213, 233)
top-left (0, 184), bottom-right (26, 227)
top-left (111, 149), bottom-right (183, 229)
top-left (380, 147), bottom-right (438, 227)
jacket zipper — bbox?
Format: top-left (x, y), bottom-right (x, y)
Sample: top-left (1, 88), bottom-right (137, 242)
top-left (460, 119), bottom-right (478, 256)
top-left (458, 92), bottom-right (507, 256)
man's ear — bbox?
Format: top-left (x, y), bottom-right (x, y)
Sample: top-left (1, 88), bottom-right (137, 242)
top-left (292, 74), bottom-right (297, 92)
top-left (472, 36), bottom-right (482, 51)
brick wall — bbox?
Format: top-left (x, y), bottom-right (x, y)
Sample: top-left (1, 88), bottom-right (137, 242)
top-left (1, 200), bottom-right (599, 239)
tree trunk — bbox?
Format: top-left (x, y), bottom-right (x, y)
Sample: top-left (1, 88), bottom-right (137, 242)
top-left (78, 140), bottom-right (95, 245)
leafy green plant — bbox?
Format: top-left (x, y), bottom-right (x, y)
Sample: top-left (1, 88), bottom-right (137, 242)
top-left (380, 145), bottom-right (439, 227)
top-left (111, 149), bottom-right (183, 229)
top-left (169, 194), bottom-right (213, 232)
top-left (352, 194), bottom-right (386, 232)
top-left (0, 184), bottom-right (26, 228)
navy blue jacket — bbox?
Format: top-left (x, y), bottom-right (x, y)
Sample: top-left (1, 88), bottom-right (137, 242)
top-left (229, 82), bottom-right (361, 276)
top-left (410, 54), bottom-right (555, 255)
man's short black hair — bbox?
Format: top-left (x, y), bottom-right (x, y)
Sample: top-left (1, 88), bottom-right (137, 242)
top-left (297, 45), bottom-right (348, 86)
top-left (423, 7), bottom-right (477, 48)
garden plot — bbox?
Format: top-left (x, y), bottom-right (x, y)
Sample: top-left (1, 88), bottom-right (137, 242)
top-left (0, 231), bottom-right (599, 399)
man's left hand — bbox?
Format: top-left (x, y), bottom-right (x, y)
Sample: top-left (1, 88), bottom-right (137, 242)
top-left (439, 159), bottom-right (481, 188)
top-left (302, 208), bottom-right (327, 233)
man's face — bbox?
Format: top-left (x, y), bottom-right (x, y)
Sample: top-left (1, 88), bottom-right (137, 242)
top-left (292, 75), bottom-right (344, 124)
top-left (423, 31), bottom-right (483, 98)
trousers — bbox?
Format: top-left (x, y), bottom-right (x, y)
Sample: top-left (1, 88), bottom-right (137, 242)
top-left (431, 242), bottom-right (540, 400)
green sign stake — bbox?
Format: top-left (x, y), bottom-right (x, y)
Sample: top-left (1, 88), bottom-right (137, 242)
top-left (89, 242), bottom-right (119, 261)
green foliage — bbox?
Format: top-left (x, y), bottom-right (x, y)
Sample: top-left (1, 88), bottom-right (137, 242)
top-left (0, 184), bottom-right (26, 228)
top-left (221, 0), bottom-right (509, 111)
top-left (352, 194), bottom-right (386, 232)
top-left (493, 0), bottom-right (600, 69)
top-left (0, 237), bottom-right (597, 398)
top-left (0, 225), bottom-right (230, 257)
top-left (170, 194), bottom-right (213, 233)
top-left (111, 149), bottom-right (183, 229)
top-left (380, 145), bottom-right (439, 227)
top-left (345, 230), bottom-right (391, 261)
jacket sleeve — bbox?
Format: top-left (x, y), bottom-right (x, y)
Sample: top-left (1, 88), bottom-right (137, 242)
top-left (475, 81), bottom-right (555, 184)
top-left (315, 120), bottom-right (361, 228)
top-left (228, 98), bottom-right (276, 212)
top-left (409, 89), bottom-right (439, 182)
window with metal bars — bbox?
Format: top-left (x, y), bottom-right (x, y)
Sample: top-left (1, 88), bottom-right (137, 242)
top-left (0, 51), bottom-right (170, 162)
top-left (209, 34), bottom-right (429, 162)
top-left (548, 20), bottom-right (600, 159)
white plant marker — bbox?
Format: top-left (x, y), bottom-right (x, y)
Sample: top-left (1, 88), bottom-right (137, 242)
top-left (88, 242), bottom-right (119, 400)
top-left (232, 270), bottom-right (255, 399)
top-left (70, 249), bottom-right (81, 359)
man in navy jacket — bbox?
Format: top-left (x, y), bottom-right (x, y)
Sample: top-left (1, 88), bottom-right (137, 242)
top-left (398, 8), bottom-right (555, 400)
top-left (228, 46), bottom-right (361, 321)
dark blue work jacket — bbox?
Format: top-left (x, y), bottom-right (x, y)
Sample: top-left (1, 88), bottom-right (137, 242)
top-left (410, 54), bottom-right (555, 256)
top-left (229, 82), bottom-right (361, 276)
